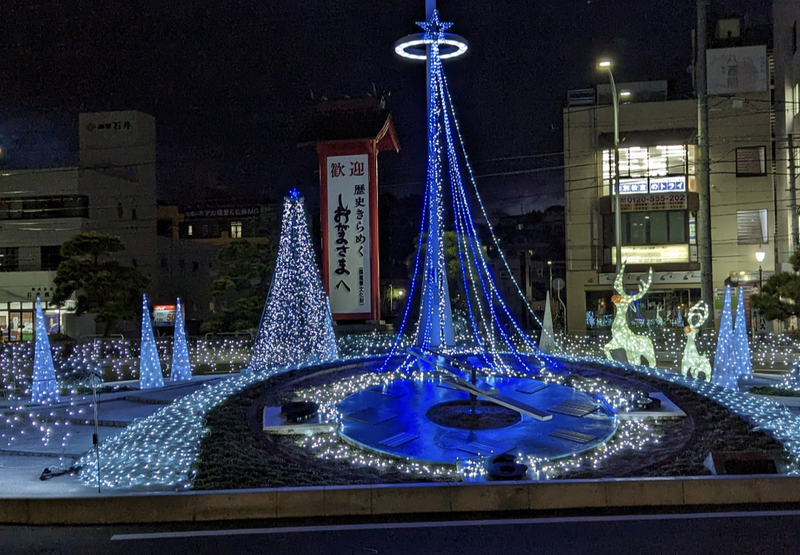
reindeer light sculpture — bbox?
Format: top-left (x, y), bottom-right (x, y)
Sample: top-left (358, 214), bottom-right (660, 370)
top-left (603, 263), bottom-right (656, 367)
top-left (681, 301), bottom-right (712, 381)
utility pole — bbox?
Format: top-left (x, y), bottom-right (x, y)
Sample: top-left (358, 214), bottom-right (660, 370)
top-left (789, 134), bottom-right (799, 251)
top-left (696, 0), bottom-right (714, 326)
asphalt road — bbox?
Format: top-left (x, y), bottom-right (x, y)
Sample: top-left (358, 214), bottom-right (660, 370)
top-left (3, 508), bottom-right (800, 555)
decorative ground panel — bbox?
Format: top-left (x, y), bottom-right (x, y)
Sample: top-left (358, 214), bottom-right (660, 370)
top-left (344, 407), bottom-right (399, 425)
top-left (548, 400), bottom-right (600, 418)
top-left (337, 378), bottom-right (618, 464)
top-left (378, 432), bottom-right (419, 448)
top-left (515, 381), bottom-right (549, 394)
top-left (369, 385), bottom-right (408, 398)
top-left (550, 428), bottom-right (597, 444)
top-left (458, 439), bottom-right (515, 456)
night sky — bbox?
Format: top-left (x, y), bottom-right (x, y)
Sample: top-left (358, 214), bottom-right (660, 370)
top-left (0, 0), bottom-right (771, 213)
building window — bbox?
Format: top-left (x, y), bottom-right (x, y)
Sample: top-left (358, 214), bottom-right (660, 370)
top-left (231, 221), bottom-right (243, 238)
top-left (737, 209), bottom-right (768, 244)
top-left (131, 208), bottom-right (138, 221)
top-left (602, 144), bottom-right (695, 194)
top-left (0, 248), bottom-right (20, 272)
top-left (618, 211), bottom-right (687, 245)
top-left (188, 224), bottom-right (193, 237)
top-left (160, 258), bottom-right (168, 268)
top-left (192, 261), bottom-right (199, 272)
top-left (0, 195), bottom-right (89, 220)
top-left (117, 202), bottom-right (124, 218)
top-left (735, 147), bottom-right (767, 176)
top-left (793, 21), bottom-right (797, 54)
top-left (179, 259), bottom-right (185, 269)
top-left (794, 83), bottom-right (800, 116)
top-left (40, 246), bottom-right (62, 271)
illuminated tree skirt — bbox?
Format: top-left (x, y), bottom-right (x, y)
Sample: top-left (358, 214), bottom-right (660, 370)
top-left (337, 378), bottom-right (618, 464)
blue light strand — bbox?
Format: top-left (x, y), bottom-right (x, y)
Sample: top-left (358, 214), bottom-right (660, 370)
top-left (438, 71), bottom-right (556, 348)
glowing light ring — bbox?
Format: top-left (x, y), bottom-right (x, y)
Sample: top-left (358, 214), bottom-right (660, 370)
top-left (394, 33), bottom-right (469, 60)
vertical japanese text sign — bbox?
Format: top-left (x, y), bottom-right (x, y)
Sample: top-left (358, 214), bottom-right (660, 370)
top-left (325, 154), bottom-right (373, 317)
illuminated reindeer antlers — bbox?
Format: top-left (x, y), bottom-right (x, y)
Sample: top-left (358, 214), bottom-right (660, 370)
top-left (613, 263), bottom-right (654, 302)
top-left (687, 301), bottom-right (710, 331)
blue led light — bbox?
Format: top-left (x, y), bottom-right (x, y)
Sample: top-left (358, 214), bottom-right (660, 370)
top-left (713, 285), bottom-right (737, 389)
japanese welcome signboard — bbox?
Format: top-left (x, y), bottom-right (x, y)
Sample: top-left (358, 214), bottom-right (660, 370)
top-left (325, 154), bottom-right (373, 318)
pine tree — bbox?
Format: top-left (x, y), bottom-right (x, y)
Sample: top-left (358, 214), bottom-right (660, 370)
top-left (712, 285), bottom-right (737, 389)
top-left (249, 190), bottom-right (338, 371)
top-left (169, 298), bottom-right (192, 381)
top-left (31, 297), bottom-right (60, 404)
top-left (733, 286), bottom-right (753, 378)
top-left (139, 294), bottom-right (164, 389)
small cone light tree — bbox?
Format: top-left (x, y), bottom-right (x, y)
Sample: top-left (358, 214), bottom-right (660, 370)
top-left (712, 285), bottom-right (737, 389)
top-left (733, 286), bottom-right (753, 378)
top-left (538, 291), bottom-right (557, 354)
top-left (249, 189), bottom-right (338, 371)
top-left (31, 297), bottom-right (60, 404)
top-left (169, 298), bottom-right (192, 381)
top-left (139, 294), bottom-right (164, 389)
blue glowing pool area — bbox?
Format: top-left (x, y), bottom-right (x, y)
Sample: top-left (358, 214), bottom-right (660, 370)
top-left (336, 376), bottom-right (618, 465)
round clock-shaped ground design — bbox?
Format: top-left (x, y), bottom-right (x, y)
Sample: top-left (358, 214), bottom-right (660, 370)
top-left (337, 377), bottom-right (618, 464)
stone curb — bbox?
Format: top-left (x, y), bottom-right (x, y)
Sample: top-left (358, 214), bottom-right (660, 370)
top-left (2, 475), bottom-right (800, 525)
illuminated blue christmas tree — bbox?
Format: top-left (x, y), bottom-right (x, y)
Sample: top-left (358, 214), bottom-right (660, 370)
top-left (712, 285), bottom-right (737, 389)
top-left (249, 189), bottom-right (338, 371)
top-left (139, 293), bottom-right (164, 389)
top-left (733, 286), bottom-right (753, 378)
top-left (169, 298), bottom-right (192, 381)
top-left (31, 297), bottom-right (60, 404)
top-left (538, 291), bottom-right (557, 354)
top-left (385, 10), bottom-right (546, 373)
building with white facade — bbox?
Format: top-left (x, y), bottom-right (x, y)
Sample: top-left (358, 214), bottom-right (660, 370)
top-left (563, 5), bottom-right (799, 333)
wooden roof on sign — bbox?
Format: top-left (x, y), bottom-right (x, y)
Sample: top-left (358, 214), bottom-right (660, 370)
top-left (297, 96), bottom-right (400, 152)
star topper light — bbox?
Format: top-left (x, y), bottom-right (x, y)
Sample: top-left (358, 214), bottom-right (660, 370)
top-left (417, 9), bottom-right (453, 39)
top-left (395, 9), bottom-right (468, 61)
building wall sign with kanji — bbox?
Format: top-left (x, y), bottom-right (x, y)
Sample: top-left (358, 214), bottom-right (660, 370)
top-left (326, 154), bottom-right (371, 315)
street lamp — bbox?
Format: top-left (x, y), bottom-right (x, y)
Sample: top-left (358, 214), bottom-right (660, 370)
top-left (755, 245), bottom-right (766, 292)
top-left (547, 260), bottom-right (553, 297)
top-left (599, 59), bottom-right (623, 273)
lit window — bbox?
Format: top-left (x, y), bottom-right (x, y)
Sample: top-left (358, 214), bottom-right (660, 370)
top-left (188, 224), bottom-right (193, 237)
top-left (737, 209), bottom-right (768, 244)
top-left (794, 83), bottom-right (800, 116)
top-left (231, 221), bottom-right (242, 238)
top-left (735, 147), bottom-right (767, 176)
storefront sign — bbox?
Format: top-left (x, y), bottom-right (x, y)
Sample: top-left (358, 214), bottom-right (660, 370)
top-left (611, 244), bottom-right (689, 265)
top-left (152, 305), bottom-right (180, 327)
top-left (619, 192), bottom-right (687, 212)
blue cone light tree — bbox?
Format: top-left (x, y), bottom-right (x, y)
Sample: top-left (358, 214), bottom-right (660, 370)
top-left (712, 285), bottom-right (737, 389)
top-left (31, 297), bottom-right (60, 404)
top-left (733, 286), bottom-right (753, 378)
top-left (170, 298), bottom-right (192, 381)
top-left (139, 294), bottom-right (164, 389)
top-left (538, 291), bottom-right (557, 354)
top-left (249, 189), bottom-right (338, 371)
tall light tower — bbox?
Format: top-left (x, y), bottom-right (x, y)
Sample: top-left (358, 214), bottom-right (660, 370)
top-left (395, 3), bottom-right (468, 349)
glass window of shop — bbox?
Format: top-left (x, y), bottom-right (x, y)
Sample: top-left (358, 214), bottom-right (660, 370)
top-left (0, 301), bottom-right (60, 341)
top-left (601, 144), bottom-right (696, 195)
top-left (585, 288), bottom-right (701, 331)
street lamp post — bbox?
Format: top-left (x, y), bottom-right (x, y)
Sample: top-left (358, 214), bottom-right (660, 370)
top-left (755, 245), bottom-right (766, 292)
top-left (547, 260), bottom-right (553, 297)
top-left (599, 60), bottom-right (623, 273)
